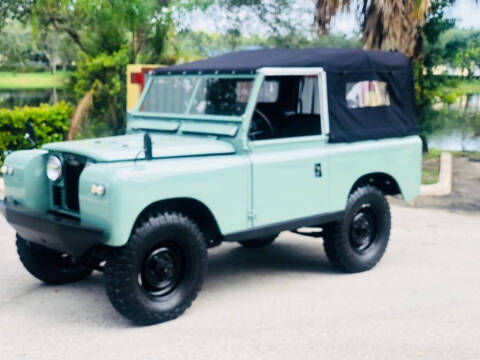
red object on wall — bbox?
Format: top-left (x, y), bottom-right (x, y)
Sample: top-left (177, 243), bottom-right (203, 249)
top-left (130, 67), bottom-right (157, 90)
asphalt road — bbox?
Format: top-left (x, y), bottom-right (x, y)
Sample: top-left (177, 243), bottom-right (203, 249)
top-left (0, 204), bottom-right (479, 360)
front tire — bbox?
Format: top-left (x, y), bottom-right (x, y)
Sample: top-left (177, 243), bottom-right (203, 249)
top-left (323, 186), bottom-right (391, 273)
top-left (16, 235), bottom-right (92, 285)
top-left (104, 212), bottom-right (207, 325)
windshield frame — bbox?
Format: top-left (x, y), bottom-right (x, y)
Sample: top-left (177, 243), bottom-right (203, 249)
top-left (134, 73), bottom-right (258, 122)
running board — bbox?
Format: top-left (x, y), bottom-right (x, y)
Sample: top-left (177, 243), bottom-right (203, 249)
top-left (293, 227), bottom-right (324, 238)
top-left (224, 211), bottom-right (343, 243)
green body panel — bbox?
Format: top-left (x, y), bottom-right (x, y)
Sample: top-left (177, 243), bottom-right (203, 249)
top-left (42, 133), bottom-right (236, 162)
top-left (3, 133), bottom-right (421, 247)
top-left (327, 135), bottom-right (422, 210)
top-left (249, 135), bottom-right (330, 226)
top-left (2, 72), bottom-right (422, 249)
top-left (78, 154), bottom-right (250, 246)
top-left (3, 150), bottom-right (50, 211)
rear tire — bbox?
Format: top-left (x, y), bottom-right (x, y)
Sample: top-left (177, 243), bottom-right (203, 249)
top-left (323, 186), bottom-right (391, 273)
top-left (104, 211), bottom-right (207, 325)
top-left (238, 235), bottom-right (277, 248)
top-left (16, 235), bottom-right (92, 285)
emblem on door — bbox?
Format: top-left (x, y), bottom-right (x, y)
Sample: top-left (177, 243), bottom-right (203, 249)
top-left (315, 163), bottom-right (322, 177)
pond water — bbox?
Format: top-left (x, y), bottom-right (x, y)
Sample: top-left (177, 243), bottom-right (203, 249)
top-left (428, 93), bottom-right (480, 152)
top-left (0, 88), bottom-right (74, 109)
top-left (429, 132), bottom-right (480, 151)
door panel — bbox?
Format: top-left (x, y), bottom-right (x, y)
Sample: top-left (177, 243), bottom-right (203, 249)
top-left (248, 137), bottom-right (329, 227)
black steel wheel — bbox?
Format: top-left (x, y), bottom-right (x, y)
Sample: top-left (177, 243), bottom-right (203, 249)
top-left (105, 211), bottom-right (207, 325)
top-left (16, 235), bottom-right (92, 285)
top-left (323, 185), bottom-right (391, 273)
top-left (140, 244), bottom-right (186, 298)
top-left (238, 234), bottom-right (277, 249)
top-left (349, 208), bottom-right (377, 253)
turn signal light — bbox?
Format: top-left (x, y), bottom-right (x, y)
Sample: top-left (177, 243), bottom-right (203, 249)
top-left (91, 184), bottom-right (106, 196)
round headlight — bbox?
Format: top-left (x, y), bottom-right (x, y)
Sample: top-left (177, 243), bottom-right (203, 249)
top-left (46, 155), bottom-right (63, 182)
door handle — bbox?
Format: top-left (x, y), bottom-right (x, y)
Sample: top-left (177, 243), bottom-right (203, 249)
top-left (314, 163), bottom-right (322, 177)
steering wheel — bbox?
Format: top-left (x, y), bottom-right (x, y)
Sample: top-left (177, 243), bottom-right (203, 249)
top-left (248, 109), bottom-right (276, 140)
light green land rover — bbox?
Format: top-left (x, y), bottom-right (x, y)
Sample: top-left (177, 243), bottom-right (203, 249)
top-left (0, 48), bottom-right (421, 325)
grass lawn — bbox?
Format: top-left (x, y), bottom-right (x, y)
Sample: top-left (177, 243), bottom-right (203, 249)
top-left (422, 148), bottom-right (480, 185)
top-left (440, 79), bottom-right (480, 98)
top-left (451, 150), bottom-right (480, 161)
top-left (422, 148), bottom-right (442, 185)
top-left (0, 71), bottom-right (70, 89)
top-left (454, 79), bottom-right (480, 94)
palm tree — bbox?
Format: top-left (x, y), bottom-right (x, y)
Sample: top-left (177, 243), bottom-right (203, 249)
top-left (315, 0), bottom-right (431, 59)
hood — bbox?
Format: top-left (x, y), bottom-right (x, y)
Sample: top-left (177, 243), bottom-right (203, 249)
top-left (42, 133), bottom-right (236, 162)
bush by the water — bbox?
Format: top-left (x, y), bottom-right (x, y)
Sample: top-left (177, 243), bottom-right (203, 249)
top-left (0, 102), bottom-right (73, 164)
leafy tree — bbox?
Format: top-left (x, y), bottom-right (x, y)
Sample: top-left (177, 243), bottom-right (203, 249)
top-left (0, 20), bottom-right (35, 72)
top-left (439, 29), bottom-right (480, 77)
top-left (0, 0), bottom-right (35, 28)
top-left (70, 49), bottom-right (130, 138)
top-left (416, 0), bottom-right (456, 149)
top-left (4, 1), bottom-right (214, 137)
top-left (175, 29), bottom-right (360, 60)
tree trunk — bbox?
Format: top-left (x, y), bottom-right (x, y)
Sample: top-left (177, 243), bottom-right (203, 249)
top-left (68, 90), bottom-right (93, 140)
top-left (420, 135), bottom-right (429, 153)
top-left (51, 88), bottom-right (58, 104)
top-left (51, 49), bottom-right (58, 75)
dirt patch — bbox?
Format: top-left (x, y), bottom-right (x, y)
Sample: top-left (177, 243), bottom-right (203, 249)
top-left (395, 156), bottom-right (480, 212)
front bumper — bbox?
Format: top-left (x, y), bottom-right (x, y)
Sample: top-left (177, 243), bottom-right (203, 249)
top-left (0, 200), bottom-right (103, 257)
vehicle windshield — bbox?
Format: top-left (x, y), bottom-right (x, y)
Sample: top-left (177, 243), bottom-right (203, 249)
top-left (139, 76), bottom-right (255, 117)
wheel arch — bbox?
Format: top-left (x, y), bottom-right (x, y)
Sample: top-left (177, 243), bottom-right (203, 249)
top-left (349, 172), bottom-right (401, 198)
top-left (133, 197), bottom-right (223, 248)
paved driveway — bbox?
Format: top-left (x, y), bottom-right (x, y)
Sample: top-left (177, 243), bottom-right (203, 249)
top-left (0, 205), bottom-right (479, 360)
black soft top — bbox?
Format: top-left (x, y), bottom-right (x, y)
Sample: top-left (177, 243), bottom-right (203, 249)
top-left (153, 48), bottom-right (410, 75)
top-left (153, 48), bottom-right (418, 143)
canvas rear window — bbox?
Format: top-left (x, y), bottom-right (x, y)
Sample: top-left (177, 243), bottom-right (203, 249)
top-left (346, 80), bottom-right (391, 108)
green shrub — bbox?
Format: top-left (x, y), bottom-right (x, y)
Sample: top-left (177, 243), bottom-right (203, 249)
top-left (72, 49), bottom-right (129, 137)
top-left (0, 102), bottom-right (73, 165)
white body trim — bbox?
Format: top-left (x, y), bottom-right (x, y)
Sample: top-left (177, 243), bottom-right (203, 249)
top-left (319, 69), bottom-right (330, 135)
top-left (257, 67), bottom-right (330, 136)
top-left (257, 67), bottom-right (326, 76)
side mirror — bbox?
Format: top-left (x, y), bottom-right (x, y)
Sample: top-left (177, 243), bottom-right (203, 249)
top-left (25, 122), bottom-right (37, 148)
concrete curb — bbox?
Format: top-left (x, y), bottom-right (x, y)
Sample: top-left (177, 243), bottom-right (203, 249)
top-left (420, 152), bottom-right (452, 197)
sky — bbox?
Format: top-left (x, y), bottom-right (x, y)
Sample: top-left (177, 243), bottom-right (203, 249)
top-left (186, 0), bottom-right (480, 36)
top-left (331, 0), bottom-right (480, 34)
top-left (448, 0), bottom-right (480, 29)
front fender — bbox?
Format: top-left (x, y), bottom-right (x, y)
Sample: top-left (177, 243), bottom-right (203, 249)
top-left (2, 150), bottom-right (50, 211)
top-left (79, 154), bottom-right (250, 247)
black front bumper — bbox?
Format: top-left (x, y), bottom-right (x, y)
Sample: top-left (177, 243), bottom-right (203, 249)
top-left (0, 200), bottom-right (103, 257)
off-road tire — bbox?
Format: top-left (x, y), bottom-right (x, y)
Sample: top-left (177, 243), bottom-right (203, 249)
top-left (238, 235), bottom-right (277, 248)
top-left (104, 212), bottom-right (207, 325)
top-left (16, 235), bottom-right (92, 285)
top-left (323, 185), bottom-right (391, 273)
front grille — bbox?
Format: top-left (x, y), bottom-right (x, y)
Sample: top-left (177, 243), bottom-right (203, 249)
top-left (51, 153), bottom-right (86, 213)
top-left (52, 185), bottom-right (62, 208)
top-left (64, 158), bottom-right (85, 211)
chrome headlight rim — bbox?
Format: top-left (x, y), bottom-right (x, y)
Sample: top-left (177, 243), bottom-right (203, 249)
top-left (46, 155), bottom-right (63, 182)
